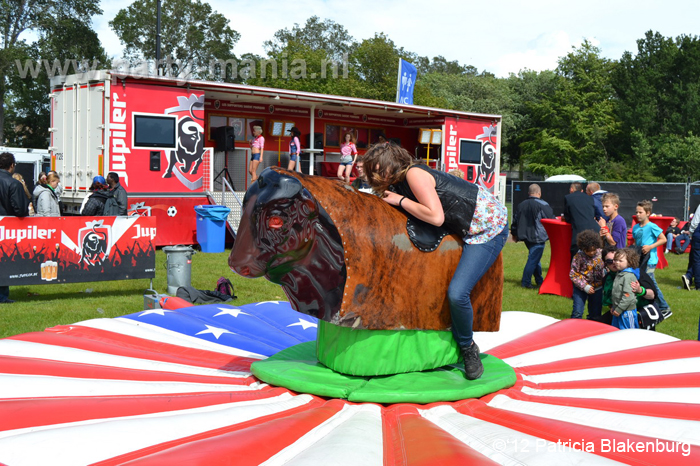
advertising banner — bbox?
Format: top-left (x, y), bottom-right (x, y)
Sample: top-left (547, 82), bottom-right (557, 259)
top-left (396, 59), bottom-right (417, 105)
top-left (0, 216), bottom-right (156, 286)
top-left (443, 117), bottom-right (499, 192)
top-left (110, 82), bottom-right (205, 193)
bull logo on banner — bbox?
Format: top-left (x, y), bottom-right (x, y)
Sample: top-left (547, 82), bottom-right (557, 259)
top-left (162, 94), bottom-right (206, 190)
top-left (78, 221), bottom-right (111, 266)
top-left (128, 202), bottom-right (152, 217)
top-left (476, 125), bottom-right (498, 191)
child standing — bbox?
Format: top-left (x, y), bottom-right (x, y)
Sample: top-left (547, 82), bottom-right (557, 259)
top-left (610, 248), bottom-right (641, 329)
top-left (598, 192), bottom-right (627, 248)
top-left (632, 200), bottom-right (669, 313)
top-left (570, 230), bottom-right (605, 320)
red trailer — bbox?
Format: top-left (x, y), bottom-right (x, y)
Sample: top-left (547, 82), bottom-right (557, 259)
top-left (49, 70), bottom-right (502, 246)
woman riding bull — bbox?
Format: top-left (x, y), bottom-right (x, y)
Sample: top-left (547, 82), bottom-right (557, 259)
top-left (363, 143), bottom-right (508, 380)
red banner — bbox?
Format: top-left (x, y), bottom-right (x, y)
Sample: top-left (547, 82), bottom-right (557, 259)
top-left (0, 216), bottom-right (156, 286)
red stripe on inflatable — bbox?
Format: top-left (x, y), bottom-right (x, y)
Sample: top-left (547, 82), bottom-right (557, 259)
top-left (0, 355), bottom-right (254, 385)
top-left (535, 372), bottom-right (700, 390)
top-left (455, 399), bottom-right (700, 465)
top-left (518, 340), bottom-right (700, 376)
top-left (486, 319), bottom-right (617, 359)
top-left (91, 398), bottom-right (347, 466)
top-left (8, 327), bottom-right (256, 372)
top-left (0, 388), bottom-right (288, 432)
top-left (382, 405), bottom-right (500, 466)
top-left (491, 389), bottom-right (700, 421)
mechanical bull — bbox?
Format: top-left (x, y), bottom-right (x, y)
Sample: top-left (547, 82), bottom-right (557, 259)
top-left (229, 167), bottom-right (503, 332)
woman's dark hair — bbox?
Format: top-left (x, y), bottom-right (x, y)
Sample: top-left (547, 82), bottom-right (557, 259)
top-left (576, 229), bottom-right (602, 251)
top-left (362, 143), bottom-right (414, 192)
top-left (602, 244), bottom-right (618, 257)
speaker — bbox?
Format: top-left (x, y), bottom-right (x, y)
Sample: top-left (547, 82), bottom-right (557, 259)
top-left (305, 132), bottom-right (323, 150)
top-left (149, 151), bottom-right (161, 171)
top-left (466, 165), bottom-right (475, 181)
top-left (213, 126), bottom-right (236, 151)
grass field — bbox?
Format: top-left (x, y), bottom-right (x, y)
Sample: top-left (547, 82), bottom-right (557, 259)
top-left (1, 241), bottom-right (697, 341)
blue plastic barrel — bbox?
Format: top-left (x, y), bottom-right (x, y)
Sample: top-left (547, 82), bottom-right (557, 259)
top-left (194, 205), bottom-right (230, 253)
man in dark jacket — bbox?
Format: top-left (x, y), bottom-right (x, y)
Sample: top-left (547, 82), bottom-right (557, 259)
top-left (106, 172), bottom-right (128, 215)
top-left (0, 152), bottom-right (30, 303)
top-left (511, 184), bottom-right (555, 288)
top-left (564, 182), bottom-right (600, 259)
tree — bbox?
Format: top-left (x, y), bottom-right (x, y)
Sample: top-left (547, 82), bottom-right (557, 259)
top-left (612, 31), bottom-right (700, 179)
top-left (0, 0), bottom-right (102, 144)
top-left (264, 16), bottom-right (354, 63)
top-left (5, 16), bottom-right (109, 147)
top-left (110, 0), bottom-right (240, 80)
top-left (520, 41), bottom-right (618, 178)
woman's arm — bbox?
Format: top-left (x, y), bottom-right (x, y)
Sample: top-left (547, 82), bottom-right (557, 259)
top-left (382, 167), bottom-right (444, 226)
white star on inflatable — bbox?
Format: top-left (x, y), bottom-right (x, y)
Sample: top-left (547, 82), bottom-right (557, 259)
top-left (213, 308), bottom-right (250, 318)
top-left (287, 318), bottom-right (317, 330)
top-left (255, 301), bottom-right (282, 306)
top-left (138, 309), bottom-right (174, 317)
top-left (195, 325), bottom-right (235, 339)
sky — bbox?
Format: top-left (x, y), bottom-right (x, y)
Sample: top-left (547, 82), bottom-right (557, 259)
top-left (94, 0), bottom-right (700, 78)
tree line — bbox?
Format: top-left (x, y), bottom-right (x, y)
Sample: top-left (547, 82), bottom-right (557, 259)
top-left (2, 0), bottom-right (699, 182)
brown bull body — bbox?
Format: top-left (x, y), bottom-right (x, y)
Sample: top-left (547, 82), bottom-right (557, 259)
top-left (229, 167), bottom-right (502, 332)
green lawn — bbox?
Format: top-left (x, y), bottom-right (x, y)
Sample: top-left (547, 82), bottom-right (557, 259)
top-left (2, 242), bottom-right (696, 341)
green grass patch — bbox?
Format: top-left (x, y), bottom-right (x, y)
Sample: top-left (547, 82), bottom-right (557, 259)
top-left (1, 244), bottom-right (697, 341)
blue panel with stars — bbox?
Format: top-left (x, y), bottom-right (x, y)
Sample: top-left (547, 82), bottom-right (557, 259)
top-left (121, 301), bottom-right (318, 357)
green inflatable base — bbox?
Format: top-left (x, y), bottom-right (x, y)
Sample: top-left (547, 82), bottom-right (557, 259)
top-left (251, 341), bottom-right (517, 404)
top-left (316, 321), bottom-right (460, 376)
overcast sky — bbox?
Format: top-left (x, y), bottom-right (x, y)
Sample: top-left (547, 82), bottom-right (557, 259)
top-left (94, 0), bottom-right (700, 77)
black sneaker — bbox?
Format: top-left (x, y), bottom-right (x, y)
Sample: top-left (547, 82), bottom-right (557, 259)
top-left (682, 275), bottom-right (691, 291)
top-left (461, 342), bottom-right (484, 380)
top-left (661, 309), bottom-right (673, 320)
top-left (0, 298), bottom-right (15, 304)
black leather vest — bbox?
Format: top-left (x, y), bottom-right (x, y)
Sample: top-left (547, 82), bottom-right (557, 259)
top-left (392, 164), bottom-right (478, 239)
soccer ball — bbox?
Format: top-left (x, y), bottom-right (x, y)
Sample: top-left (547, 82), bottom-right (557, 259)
top-left (167, 206), bottom-right (177, 217)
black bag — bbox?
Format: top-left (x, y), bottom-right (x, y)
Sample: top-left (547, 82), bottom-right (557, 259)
top-left (638, 303), bottom-right (664, 331)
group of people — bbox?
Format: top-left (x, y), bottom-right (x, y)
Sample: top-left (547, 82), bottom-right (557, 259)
top-left (511, 180), bottom-right (688, 331)
top-left (248, 126), bottom-right (389, 186)
top-left (0, 151), bottom-right (130, 304)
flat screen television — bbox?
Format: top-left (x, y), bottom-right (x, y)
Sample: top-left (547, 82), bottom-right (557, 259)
top-left (459, 139), bottom-right (482, 164)
top-left (133, 114), bottom-right (177, 148)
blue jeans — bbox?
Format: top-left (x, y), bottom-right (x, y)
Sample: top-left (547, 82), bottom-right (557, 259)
top-left (571, 286), bottom-right (603, 319)
top-left (686, 229), bottom-right (700, 288)
top-left (448, 224), bottom-right (508, 349)
top-left (675, 233), bottom-right (691, 252)
top-left (647, 265), bottom-right (669, 310)
top-left (522, 241), bottom-right (545, 287)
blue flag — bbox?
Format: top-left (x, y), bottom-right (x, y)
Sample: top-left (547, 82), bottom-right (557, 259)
top-left (396, 59), bottom-right (417, 105)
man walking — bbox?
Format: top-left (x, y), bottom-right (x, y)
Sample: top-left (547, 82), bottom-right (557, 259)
top-left (0, 152), bottom-right (30, 303)
top-left (511, 184), bottom-right (555, 288)
top-left (106, 172), bottom-right (128, 215)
